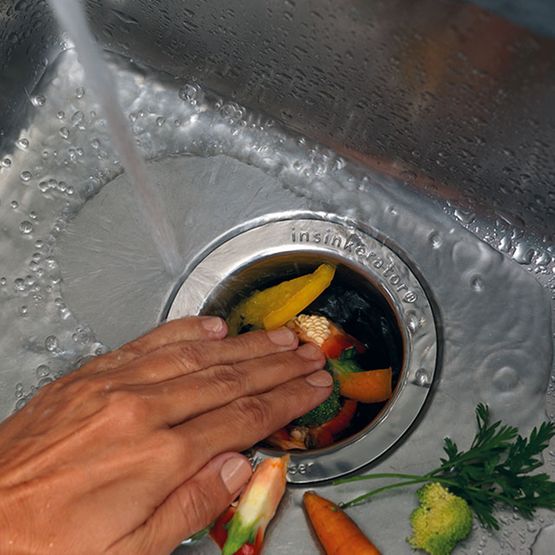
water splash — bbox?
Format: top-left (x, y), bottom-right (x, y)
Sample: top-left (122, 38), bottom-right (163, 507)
top-left (0, 47), bottom-right (552, 554)
top-left (47, 0), bottom-right (180, 275)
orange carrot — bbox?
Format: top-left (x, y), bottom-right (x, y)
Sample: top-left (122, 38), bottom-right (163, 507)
top-left (303, 492), bottom-right (381, 555)
top-left (338, 368), bottom-right (392, 403)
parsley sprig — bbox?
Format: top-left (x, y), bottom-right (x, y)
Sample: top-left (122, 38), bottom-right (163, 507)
top-left (335, 404), bottom-right (555, 529)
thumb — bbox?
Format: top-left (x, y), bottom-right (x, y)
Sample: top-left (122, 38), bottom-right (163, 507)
top-left (123, 453), bottom-right (252, 555)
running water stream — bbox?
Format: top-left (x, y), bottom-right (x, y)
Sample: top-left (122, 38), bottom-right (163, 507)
top-left (47, 0), bottom-right (181, 275)
top-left (0, 13), bottom-right (552, 555)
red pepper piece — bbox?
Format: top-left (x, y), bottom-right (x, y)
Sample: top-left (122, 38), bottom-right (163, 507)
top-left (211, 507), bottom-right (235, 549)
top-left (211, 507), bottom-right (261, 555)
top-left (309, 400), bottom-right (358, 448)
top-left (321, 328), bottom-right (365, 359)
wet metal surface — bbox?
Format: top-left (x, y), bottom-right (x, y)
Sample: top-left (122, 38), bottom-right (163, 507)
top-left (0, 1), bottom-right (554, 552)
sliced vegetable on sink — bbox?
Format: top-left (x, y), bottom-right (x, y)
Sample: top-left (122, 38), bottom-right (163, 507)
top-left (303, 491), bottom-right (381, 555)
top-left (211, 455), bottom-right (288, 555)
top-left (408, 482), bottom-right (473, 555)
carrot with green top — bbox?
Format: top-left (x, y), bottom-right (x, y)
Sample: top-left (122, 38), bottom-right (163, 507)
top-left (303, 491), bottom-right (381, 555)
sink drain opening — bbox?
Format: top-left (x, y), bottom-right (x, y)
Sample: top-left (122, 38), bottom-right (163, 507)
top-left (166, 214), bottom-right (438, 483)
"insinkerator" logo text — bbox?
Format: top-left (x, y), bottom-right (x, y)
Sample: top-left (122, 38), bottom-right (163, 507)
top-left (291, 227), bottom-right (418, 303)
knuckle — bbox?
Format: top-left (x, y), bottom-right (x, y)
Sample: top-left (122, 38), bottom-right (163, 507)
top-left (176, 483), bottom-right (215, 530)
top-left (172, 343), bottom-right (205, 371)
top-left (64, 376), bottom-right (103, 398)
top-left (228, 330), bottom-right (263, 352)
top-left (119, 341), bottom-right (144, 358)
top-left (211, 364), bottom-right (247, 396)
top-left (234, 396), bottom-right (273, 430)
top-left (105, 390), bottom-right (149, 424)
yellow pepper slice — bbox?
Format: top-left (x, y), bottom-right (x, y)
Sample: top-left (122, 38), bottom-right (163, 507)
top-left (227, 264), bottom-right (336, 334)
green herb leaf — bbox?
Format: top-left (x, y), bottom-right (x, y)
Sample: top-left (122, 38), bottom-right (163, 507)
top-left (335, 404), bottom-right (555, 531)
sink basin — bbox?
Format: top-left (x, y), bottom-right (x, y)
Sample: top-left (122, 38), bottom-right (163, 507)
top-left (0, 1), bottom-right (553, 553)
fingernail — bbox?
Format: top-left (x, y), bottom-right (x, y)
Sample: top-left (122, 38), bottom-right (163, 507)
top-left (201, 317), bottom-right (225, 333)
top-left (220, 456), bottom-right (252, 494)
top-left (267, 327), bottom-right (296, 346)
top-left (305, 370), bottom-right (333, 387)
top-left (297, 343), bottom-right (324, 361)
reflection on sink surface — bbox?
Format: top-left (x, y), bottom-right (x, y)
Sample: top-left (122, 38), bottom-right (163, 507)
top-left (0, 1), bottom-right (553, 553)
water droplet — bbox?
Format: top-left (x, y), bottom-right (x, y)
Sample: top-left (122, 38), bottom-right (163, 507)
top-left (14, 278), bottom-right (25, 291)
top-left (16, 138), bottom-right (29, 150)
top-left (36, 364), bottom-right (51, 378)
top-left (0, 277), bottom-right (7, 287)
top-left (75, 86), bottom-right (85, 98)
top-left (20, 170), bottom-right (32, 182)
top-left (59, 127), bottom-right (70, 139)
top-left (414, 368), bottom-right (432, 387)
top-left (513, 241), bottom-right (535, 265)
top-left (156, 116), bottom-right (166, 127)
top-left (19, 221), bottom-right (33, 234)
top-left (1, 157), bottom-right (12, 167)
top-left (45, 335), bottom-right (59, 352)
top-left (471, 275), bottom-right (484, 292)
top-left (10, 200), bottom-right (19, 209)
top-left (38, 376), bottom-right (54, 388)
top-left (498, 234), bottom-right (512, 253)
top-left (19, 305), bottom-right (28, 316)
top-left (31, 94), bottom-right (46, 107)
top-left (57, 110), bottom-right (65, 119)
top-left (526, 522), bottom-right (538, 533)
top-left (453, 208), bottom-right (475, 225)
top-left (220, 101), bottom-right (244, 123)
top-left (71, 110), bottom-right (85, 126)
top-left (428, 231), bottom-right (442, 249)
top-left (178, 83), bottom-right (200, 103)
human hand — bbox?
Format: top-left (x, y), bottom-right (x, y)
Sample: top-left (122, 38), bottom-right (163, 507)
top-left (0, 316), bottom-right (331, 554)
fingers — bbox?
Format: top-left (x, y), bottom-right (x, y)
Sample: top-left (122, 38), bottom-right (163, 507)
top-left (120, 453), bottom-right (252, 555)
top-left (85, 317), bottom-right (228, 373)
top-left (140, 343), bottom-right (326, 425)
top-left (111, 327), bottom-right (299, 385)
top-left (176, 371), bottom-right (334, 466)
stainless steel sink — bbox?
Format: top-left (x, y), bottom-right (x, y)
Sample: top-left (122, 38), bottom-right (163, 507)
top-left (0, 1), bottom-right (554, 553)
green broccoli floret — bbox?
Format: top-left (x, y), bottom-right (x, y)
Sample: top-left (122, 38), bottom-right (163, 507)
top-left (294, 374), bottom-right (340, 427)
top-left (408, 482), bottom-right (473, 555)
